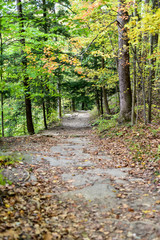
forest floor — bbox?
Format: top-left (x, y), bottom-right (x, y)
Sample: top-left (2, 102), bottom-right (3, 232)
top-left (0, 111), bottom-right (160, 240)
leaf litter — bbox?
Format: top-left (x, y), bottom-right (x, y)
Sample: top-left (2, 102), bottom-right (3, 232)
top-left (0, 112), bottom-right (160, 239)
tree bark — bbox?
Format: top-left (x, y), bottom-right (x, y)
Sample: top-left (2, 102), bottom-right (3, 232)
top-left (72, 98), bottom-right (76, 112)
top-left (131, 46), bottom-right (136, 125)
top-left (131, 3), bottom-right (137, 125)
top-left (148, 33), bottom-right (158, 123)
top-left (82, 102), bottom-right (85, 110)
top-left (42, 100), bottom-right (47, 129)
top-left (117, 0), bottom-right (132, 122)
top-left (58, 81), bottom-right (62, 118)
top-left (42, 0), bottom-right (52, 117)
top-left (42, 0), bottom-right (48, 35)
top-left (17, 0), bottom-right (34, 134)
top-left (101, 57), bottom-right (111, 114)
top-left (148, 0), bottom-right (159, 123)
top-left (102, 87), bottom-right (111, 114)
top-left (100, 87), bottom-right (103, 115)
top-left (0, 17), bottom-right (4, 137)
top-left (95, 88), bottom-right (100, 116)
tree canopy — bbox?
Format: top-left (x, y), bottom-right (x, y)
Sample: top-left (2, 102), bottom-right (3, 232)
top-left (0, 0), bottom-right (159, 136)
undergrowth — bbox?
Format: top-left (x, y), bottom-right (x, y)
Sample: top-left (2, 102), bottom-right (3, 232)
top-left (0, 153), bottom-right (23, 185)
top-left (92, 113), bottom-right (119, 134)
top-left (92, 113), bottom-right (160, 179)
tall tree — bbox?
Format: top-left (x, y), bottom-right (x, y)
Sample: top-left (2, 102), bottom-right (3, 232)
top-left (148, 0), bottom-right (159, 123)
top-left (0, 16), bottom-right (4, 137)
top-left (102, 57), bottom-right (110, 114)
top-left (16, 0), bottom-right (35, 134)
top-left (117, 0), bottom-right (132, 122)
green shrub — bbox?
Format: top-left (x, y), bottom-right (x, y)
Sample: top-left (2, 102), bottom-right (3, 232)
top-left (92, 113), bottom-right (119, 135)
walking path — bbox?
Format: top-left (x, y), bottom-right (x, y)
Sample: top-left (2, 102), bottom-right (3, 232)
top-left (0, 111), bottom-right (160, 240)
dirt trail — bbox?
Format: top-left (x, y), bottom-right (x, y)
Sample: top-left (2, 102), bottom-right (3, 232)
top-left (0, 111), bottom-right (160, 240)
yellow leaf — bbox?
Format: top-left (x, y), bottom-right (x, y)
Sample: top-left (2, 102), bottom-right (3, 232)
top-left (5, 204), bottom-right (10, 208)
top-left (142, 210), bottom-right (151, 214)
top-left (78, 167), bottom-right (83, 170)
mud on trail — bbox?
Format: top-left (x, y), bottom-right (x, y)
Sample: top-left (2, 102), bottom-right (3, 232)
top-left (0, 111), bottom-right (160, 240)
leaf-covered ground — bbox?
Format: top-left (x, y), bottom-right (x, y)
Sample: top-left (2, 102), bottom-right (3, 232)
top-left (0, 112), bottom-right (160, 240)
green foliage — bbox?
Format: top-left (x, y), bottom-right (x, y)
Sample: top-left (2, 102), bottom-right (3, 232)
top-left (0, 0), bottom-right (75, 136)
top-left (158, 145), bottom-right (160, 154)
top-left (0, 153), bottom-right (24, 185)
top-left (45, 109), bottom-right (61, 128)
top-left (92, 113), bottom-right (119, 135)
top-left (1, 0), bottom-right (159, 136)
top-left (0, 170), bottom-right (12, 186)
top-left (89, 106), bottom-right (99, 120)
top-left (0, 154), bottom-right (23, 167)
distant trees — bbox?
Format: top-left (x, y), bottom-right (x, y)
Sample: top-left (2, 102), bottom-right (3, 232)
top-left (0, 0), bottom-right (74, 136)
top-left (69, 0), bottom-right (159, 123)
top-left (0, 0), bottom-right (159, 137)
top-left (128, 0), bottom-right (159, 124)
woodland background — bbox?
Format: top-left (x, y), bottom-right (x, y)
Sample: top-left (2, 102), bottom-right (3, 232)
top-left (0, 0), bottom-right (160, 136)
top-left (0, 2), bottom-right (160, 238)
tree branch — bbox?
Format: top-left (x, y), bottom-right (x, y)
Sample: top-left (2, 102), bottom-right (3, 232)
top-left (57, 2), bottom-right (76, 14)
top-left (77, 20), bottom-right (117, 56)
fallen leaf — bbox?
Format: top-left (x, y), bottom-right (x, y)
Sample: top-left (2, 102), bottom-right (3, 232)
top-left (44, 231), bottom-right (53, 240)
top-left (0, 229), bottom-right (19, 239)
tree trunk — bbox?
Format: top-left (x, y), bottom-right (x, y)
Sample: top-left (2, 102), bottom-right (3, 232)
top-left (72, 98), bottom-right (76, 112)
top-left (16, 0), bottom-right (34, 134)
top-left (101, 57), bottom-right (111, 114)
top-left (58, 81), bottom-right (62, 118)
top-left (42, 100), bottom-right (47, 129)
top-left (0, 18), bottom-right (4, 137)
top-left (45, 85), bottom-right (51, 117)
top-left (1, 93), bottom-right (4, 137)
top-left (148, 33), bottom-right (158, 123)
top-left (131, 46), bottom-right (137, 125)
top-left (42, 0), bottom-right (47, 35)
top-left (100, 87), bottom-right (103, 115)
top-left (82, 102), bottom-right (85, 110)
top-left (148, 0), bottom-right (159, 123)
top-left (95, 88), bottom-right (100, 116)
top-left (42, 0), bottom-right (52, 117)
top-left (117, 0), bottom-right (132, 122)
top-left (102, 87), bottom-right (110, 114)
top-left (131, 2), bottom-right (137, 125)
